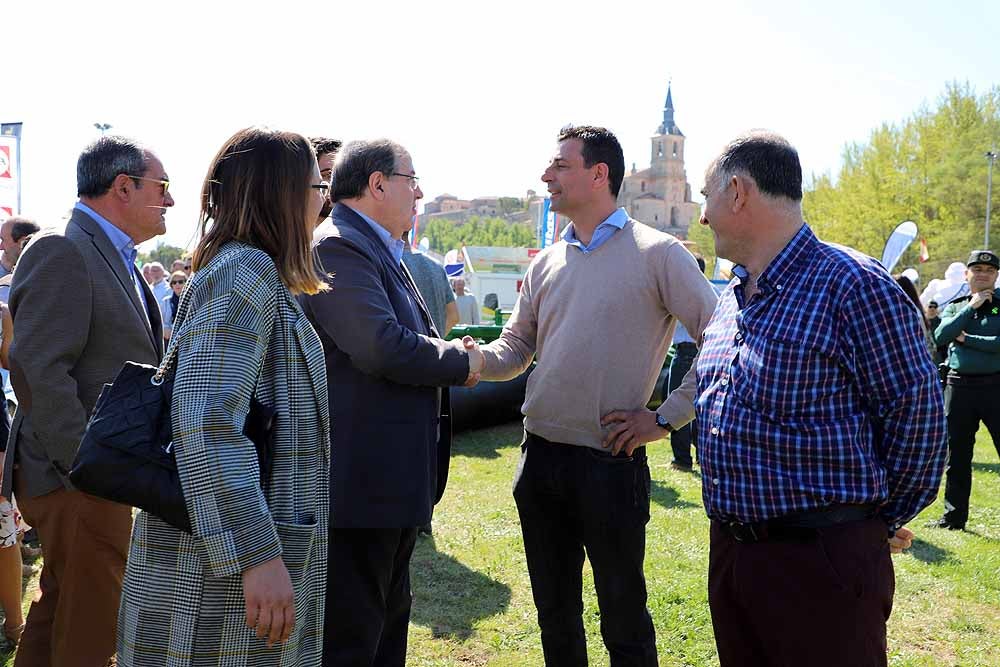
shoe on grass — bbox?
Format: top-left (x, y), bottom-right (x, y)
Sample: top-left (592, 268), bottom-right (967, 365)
top-left (927, 517), bottom-right (964, 530)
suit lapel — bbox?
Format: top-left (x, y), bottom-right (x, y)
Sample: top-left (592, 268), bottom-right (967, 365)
top-left (70, 209), bottom-right (160, 354)
top-left (398, 260), bottom-right (438, 337)
top-left (332, 204), bottom-right (437, 336)
top-left (140, 278), bottom-right (164, 357)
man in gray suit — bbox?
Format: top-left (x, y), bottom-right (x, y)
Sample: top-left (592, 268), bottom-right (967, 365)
top-left (4, 136), bottom-right (170, 667)
top-left (301, 139), bottom-right (483, 667)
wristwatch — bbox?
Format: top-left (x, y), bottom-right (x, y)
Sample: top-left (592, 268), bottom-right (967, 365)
top-left (655, 413), bottom-right (672, 431)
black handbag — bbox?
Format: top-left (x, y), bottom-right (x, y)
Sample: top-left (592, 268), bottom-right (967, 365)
top-left (68, 283), bottom-right (276, 533)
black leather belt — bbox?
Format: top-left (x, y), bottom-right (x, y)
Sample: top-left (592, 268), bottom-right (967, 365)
top-left (718, 503), bottom-right (876, 544)
top-left (946, 372), bottom-right (1000, 387)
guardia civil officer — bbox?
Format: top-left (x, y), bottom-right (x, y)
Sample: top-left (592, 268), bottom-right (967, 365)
top-left (932, 249), bottom-right (1000, 530)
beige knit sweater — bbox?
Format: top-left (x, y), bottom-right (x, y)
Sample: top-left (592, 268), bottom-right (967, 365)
top-left (480, 218), bottom-right (719, 450)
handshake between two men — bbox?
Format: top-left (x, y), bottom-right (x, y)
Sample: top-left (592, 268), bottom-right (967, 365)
top-left (458, 335), bottom-right (669, 458)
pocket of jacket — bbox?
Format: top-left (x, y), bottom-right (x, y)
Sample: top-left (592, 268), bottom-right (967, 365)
top-left (274, 519), bottom-right (318, 587)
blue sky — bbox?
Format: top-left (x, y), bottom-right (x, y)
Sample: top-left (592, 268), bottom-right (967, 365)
top-left (3, 0), bottom-right (998, 249)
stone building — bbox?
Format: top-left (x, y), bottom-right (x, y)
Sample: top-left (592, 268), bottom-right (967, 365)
top-left (618, 83), bottom-right (700, 238)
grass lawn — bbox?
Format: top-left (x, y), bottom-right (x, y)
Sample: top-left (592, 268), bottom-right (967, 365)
top-left (4, 423), bottom-right (999, 666)
top-left (405, 422), bottom-right (1000, 667)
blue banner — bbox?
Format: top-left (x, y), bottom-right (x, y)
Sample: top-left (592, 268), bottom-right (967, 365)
top-left (538, 198), bottom-right (562, 249)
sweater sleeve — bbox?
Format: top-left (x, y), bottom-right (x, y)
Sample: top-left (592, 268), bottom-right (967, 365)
top-left (480, 260), bottom-right (538, 382)
top-left (655, 243), bottom-right (719, 429)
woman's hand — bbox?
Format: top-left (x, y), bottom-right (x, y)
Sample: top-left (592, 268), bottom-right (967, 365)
top-left (242, 556), bottom-right (295, 647)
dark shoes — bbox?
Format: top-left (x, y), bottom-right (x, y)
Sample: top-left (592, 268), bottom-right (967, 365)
top-left (670, 461), bottom-right (694, 472)
top-left (928, 517), bottom-right (965, 531)
top-left (418, 522), bottom-right (433, 537)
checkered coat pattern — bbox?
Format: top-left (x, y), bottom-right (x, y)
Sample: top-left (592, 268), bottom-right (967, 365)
top-left (117, 242), bottom-right (330, 666)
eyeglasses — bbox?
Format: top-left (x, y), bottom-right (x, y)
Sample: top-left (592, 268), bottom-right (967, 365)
top-left (311, 181), bottom-right (331, 197)
top-left (127, 175), bottom-right (170, 194)
top-left (391, 172), bottom-right (420, 188)
top-left (170, 279), bottom-right (186, 285)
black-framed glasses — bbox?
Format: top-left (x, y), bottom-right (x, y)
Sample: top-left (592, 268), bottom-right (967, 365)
top-left (127, 175), bottom-right (170, 194)
top-left (391, 172), bottom-right (419, 187)
top-left (311, 181), bottom-right (331, 197)
top-left (170, 279), bottom-right (186, 285)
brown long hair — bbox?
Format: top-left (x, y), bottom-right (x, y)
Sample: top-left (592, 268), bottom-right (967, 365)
top-left (193, 127), bottom-right (327, 295)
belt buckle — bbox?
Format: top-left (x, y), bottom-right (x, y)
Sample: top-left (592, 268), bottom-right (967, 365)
top-left (729, 521), bottom-right (765, 544)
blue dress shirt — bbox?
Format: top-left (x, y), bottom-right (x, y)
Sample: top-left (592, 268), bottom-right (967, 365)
top-left (562, 207), bottom-right (628, 254)
top-left (695, 223), bottom-right (946, 530)
top-left (349, 206), bottom-right (405, 265)
top-left (75, 201), bottom-right (150, 322)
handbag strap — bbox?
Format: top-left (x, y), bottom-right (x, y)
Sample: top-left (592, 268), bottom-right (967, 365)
top-left (152, 275), bottom-right (197, 385)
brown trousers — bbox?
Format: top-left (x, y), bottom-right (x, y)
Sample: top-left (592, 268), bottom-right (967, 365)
top-left (708, 517), bottom-right (894, 667)
top-left (14, 485), bottom-right (132, 667)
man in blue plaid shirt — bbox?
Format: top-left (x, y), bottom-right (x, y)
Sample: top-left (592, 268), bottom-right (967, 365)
top-left (695, 131), bottom-right (946, 667)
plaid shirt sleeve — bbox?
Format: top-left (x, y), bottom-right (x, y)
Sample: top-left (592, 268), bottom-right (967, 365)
top-left (842, 272), bottom-right (947, 529)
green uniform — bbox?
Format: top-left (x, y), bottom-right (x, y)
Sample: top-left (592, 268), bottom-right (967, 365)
top-left (933, 287), bottom-right (1000, 529)
top-left (935, 289), bottom-right (1000, 374)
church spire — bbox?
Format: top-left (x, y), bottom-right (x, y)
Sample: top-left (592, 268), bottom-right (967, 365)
top-left (658, 81), bottom-right (683, 137)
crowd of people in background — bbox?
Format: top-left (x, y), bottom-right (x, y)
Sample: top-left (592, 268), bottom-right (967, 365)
top-left (0, 120), bottom-right (992, 667)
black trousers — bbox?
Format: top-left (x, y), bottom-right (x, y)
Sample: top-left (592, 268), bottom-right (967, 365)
top-left (513, 432), bottom-right (657, 667)
top-left (709, 517), bottom-right (894, 667)
top-left (323, 526), bottom-right (419, 667)
top-left (942, 381), bottom-right (1000, 527)
top-left (664, 342), bottom-right (698, 466)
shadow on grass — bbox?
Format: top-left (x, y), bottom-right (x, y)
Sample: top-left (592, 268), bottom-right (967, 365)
top-left (452, 422), bottom-right (524, 460)
top-left (908, 538), bottom-right (954, 564)
top-left (650, 479), bottom-right (699, 510)
top-left (410, 535), bottom-right (512, 640)
top-left (972, 462), bottom-right (1000, 475)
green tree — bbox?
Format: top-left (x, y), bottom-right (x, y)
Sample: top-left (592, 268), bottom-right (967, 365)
top-left (803, 81), bottom-right (1000, 281)
top-left (685, 211), bottom-right (718, 277)
top-left (138, 241), bottom-right (188, 268)
top-left (419, 216), bottom-right (536, 254)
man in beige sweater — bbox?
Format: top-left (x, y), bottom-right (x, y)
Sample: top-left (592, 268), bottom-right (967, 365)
top-left (474, 125), bottom-right (718, 665)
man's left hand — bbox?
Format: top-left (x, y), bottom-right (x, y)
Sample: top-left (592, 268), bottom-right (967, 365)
top-left (600, 408), bottom-right (667, 456)
top-left (888, 526), bottom-right (914, 554)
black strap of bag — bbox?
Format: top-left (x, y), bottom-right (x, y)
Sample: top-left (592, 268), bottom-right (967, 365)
top-left (69, 275), bottom-right (276, 533)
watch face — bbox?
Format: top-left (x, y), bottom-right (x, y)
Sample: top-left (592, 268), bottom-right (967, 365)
top-left (656, 414), bottom-right (669, 428)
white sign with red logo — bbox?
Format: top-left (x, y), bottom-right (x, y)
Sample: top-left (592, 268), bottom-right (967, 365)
top-left (0, 136), bottom-right (18, 216)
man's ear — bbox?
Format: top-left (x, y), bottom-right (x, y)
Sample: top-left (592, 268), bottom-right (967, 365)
top-left (592, 162), bottom-right (610, 192)
top-left (731, 174), bottom-right (751, 214)
top-left (112, 173), bottom-right (134, 202)
top-left (369, 172), bottom-right (386, 200)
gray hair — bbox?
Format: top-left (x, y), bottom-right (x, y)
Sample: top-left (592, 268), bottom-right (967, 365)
top-left (77, 135), bottom-right (149, 197)
top-left (711, 130), bottom-right (802, 201)
top-left (331, 139), bottom-right (406, 201)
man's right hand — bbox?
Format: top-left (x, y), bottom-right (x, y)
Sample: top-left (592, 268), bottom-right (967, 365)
top-left (462, 336), bottom-right (483, 387)
top-left (888, 526), bottom-right (914, 554)
top-left (242, 556), bottom-right (295, 647)
top-left (970, 290), bottom-right (993, 309)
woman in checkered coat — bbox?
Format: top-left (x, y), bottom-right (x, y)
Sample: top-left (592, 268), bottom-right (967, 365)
top-left (117, 128), bottom-right (331, 666)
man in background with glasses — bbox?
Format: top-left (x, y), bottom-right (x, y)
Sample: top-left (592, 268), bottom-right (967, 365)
top-left (4, 135), bottom-right (171, 666)
top-left (311, 136), bottom-right (342, 229)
